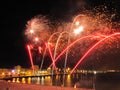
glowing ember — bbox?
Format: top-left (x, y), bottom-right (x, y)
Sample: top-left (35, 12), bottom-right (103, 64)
top-left (30, 29), bottom-right (34, 34)
top-left (74, 26), bottom-right (84, 35)
top-left (38, 46), bottom-right (42, 54)
top-left (35, 37), bottom-right (39, 42)
top-left (75, 21), bottom-right (80, 26)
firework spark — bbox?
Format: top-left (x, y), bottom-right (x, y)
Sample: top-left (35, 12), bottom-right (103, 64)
top-left (70, 32), bottom-right (120, 74)
top-left (49, 35), bottom-right (106, 68)
top-left (25, 15), bottom-right (50, 44)
top-left (27, 44), bottom-right (34, 70)
top-left (25, 5), bottom-right (120, 70)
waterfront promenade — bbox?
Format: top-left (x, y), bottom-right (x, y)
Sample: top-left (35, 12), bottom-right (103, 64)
top-left (0, 80), bottom-right (93, 90)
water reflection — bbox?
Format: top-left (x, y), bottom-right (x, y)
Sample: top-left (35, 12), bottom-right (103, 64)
top-left (45, 76), bottom-right (51, 85)
top-left (22, 78), bottom-right (26, 83)
top-left (41, 77), bottom-right (44, 85)
top-left (8, 73), bottom-right (120, 90)
top-left (66, 74), bottom-right (71, 87)
top-left (28, 77), bottom-right (31, 84)
top-left (16, 78), bottom-right (20, 83)
top-left (12, 78), bottom-right (16, 82)
top-left (10, 74), bottom-right (93, 87)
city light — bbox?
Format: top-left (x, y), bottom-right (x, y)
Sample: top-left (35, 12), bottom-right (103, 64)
top-left (11, 70), bottom-right (15, 73)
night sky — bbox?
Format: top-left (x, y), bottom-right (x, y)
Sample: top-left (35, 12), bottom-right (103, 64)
top-left (0, 0), bottom-right (120, 68)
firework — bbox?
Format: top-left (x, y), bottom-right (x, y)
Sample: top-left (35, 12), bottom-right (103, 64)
top-left (25, 5), bottom-right (120, 71)
top-left (25, 15), bottom-right (50, 44)
top-left (70, 33), bottom-right (120, 74)
top-left (27, 45), bottom-right (34, 70)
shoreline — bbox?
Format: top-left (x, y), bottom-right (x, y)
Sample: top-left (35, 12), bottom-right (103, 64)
top-left (0, 80), bottom-right (93, 90)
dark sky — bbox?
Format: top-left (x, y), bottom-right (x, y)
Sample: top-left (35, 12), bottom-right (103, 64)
top-left (0, 0), bottom-right (120, 68)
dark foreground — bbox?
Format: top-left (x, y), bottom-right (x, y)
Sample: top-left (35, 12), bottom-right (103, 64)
top-left (1, 72), bottom-right (120, 90)
top-left (0, 80), bottom-right (93, 90)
